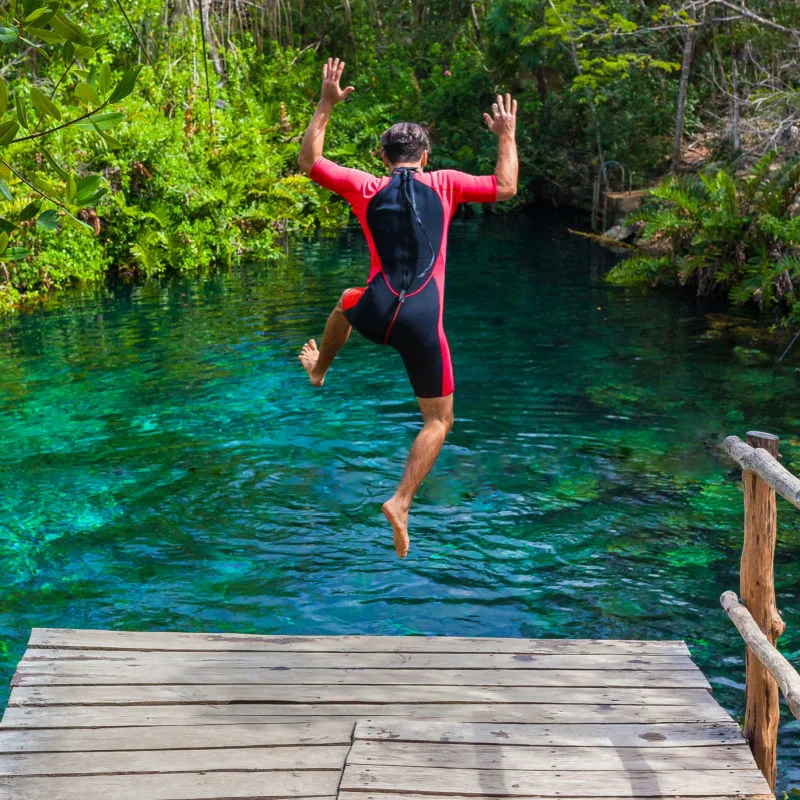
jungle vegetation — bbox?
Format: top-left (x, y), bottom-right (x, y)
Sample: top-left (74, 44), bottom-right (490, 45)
top-left (0, 0), bottom-right (798, 321)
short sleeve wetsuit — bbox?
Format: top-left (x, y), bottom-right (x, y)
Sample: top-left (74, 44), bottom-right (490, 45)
top-left (310, 157), bottom-right (497, 398)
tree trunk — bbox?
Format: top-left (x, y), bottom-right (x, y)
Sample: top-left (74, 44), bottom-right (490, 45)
top-left (731, 46), bottom-right (740, 152)
top-left (671, 24), bottom-right (696, 173)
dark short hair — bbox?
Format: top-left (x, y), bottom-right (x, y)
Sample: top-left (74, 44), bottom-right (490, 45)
top-left (380, 122), bottom-right (430, 164)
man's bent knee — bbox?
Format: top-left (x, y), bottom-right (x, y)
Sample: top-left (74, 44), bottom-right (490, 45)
top-left (418, 395), bottom-right (454, 433)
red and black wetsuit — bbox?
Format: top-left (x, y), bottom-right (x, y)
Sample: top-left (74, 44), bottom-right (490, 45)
top-left (311, 157), bottom-right (497, 398)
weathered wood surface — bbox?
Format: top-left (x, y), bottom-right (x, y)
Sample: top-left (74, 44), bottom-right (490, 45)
top-left (27, 628), bottom-right (690, 654)
top-left (722, 434), bottom-right (800, 509)
top-left (14, 665), bottom-right (711, 688)
top-left (721, 591), bottom-right (800, 719)
top-left (338, 796), bottom-right (773, 800)
top-left (0, 629), bottom-right (773, 800)
top-left (19, 648), bottom-right (699, 670)
top-left (353, 718), bottom-right (745, 747)
top-left (0, 701), bottom-right (735, 728)
top-left (8, 683), bottom-right (720, 706)
top-left (339, 765), bottom-right (770, 797)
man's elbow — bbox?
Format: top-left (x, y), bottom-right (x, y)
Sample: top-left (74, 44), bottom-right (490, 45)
top-left (496, 185), bottom-right (517, 202)
top-left (298, 154), bottom-right (314, 175)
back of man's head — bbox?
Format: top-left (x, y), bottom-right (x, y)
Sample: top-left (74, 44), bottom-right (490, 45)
top-left (381, 123), bottom-right (429, 165)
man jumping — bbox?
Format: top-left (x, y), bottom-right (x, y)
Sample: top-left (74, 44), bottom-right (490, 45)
top-left (298, 58), bottom-right (518, 559)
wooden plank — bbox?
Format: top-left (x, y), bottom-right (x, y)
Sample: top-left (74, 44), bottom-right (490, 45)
top-left (12, 665), bottom-right (711, 689)
top-left (27, 629), bottom-right (690, 655)
top-left (339, 765), bottom-right (772, 796)
top-left (0, 702), bottom-right (734, 728)
top-left (0, 771), bottom-right (338, 800)
top-left (345, 739), bottom-right (757, 771)
top-left (0, 721), bottom-right (355, 753)
top-left (0, 744), bottom-right (350, 776)
top-left (18, 649), bottom-right (700, 671)
top-left (338, 795), bottom-right (774, 800)
top-left (353, 719), bottom-right (744, 748)
top-left (7, 684), bottom-right (719, 707)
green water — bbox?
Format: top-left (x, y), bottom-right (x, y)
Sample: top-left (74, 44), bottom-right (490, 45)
top-left (1, 208), bottom-right (799, 788)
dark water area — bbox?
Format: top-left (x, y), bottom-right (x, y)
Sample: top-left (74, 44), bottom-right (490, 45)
top-left (1, 207), bottom-right (799, 789)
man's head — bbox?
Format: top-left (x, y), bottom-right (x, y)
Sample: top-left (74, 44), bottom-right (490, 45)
top-left (380, 122), bottom-right (430, 168)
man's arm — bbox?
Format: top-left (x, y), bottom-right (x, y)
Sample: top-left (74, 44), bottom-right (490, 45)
top-left (483, 93), bottom-right (518, 201)
top-left (298, 58), bottom-right (354, 174)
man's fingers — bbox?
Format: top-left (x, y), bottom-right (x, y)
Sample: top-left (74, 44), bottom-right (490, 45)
top-left (512, 98), bottom-right (518, 115)
top-left (342, 86), bottom-right (355, 99)
top-left (482, 112), bottom-right (492, 128)
top-left (492, 102), bottom-right (499, 117)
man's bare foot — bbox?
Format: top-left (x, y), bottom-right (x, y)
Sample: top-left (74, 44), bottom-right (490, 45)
top-left (382, 497), bottom-right (410, 558)
top-left (298, 339), bottom-right (324, 387)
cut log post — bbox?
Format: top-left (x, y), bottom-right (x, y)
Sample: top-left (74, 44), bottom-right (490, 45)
top-left (739, 430), bottom-right (785, 791)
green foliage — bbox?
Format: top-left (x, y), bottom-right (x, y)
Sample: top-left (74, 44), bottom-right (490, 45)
top-left (607, 151), bottom-right (800, 323)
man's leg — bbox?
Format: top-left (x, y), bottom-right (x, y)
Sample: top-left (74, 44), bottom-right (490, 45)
top-left (298, 290), bottom-right (354, 387)
top-left (382, 394), bottom-right (454, 558)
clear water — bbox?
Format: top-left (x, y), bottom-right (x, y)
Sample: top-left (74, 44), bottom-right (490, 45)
top-left (1, 208), bottom-right (799, 789)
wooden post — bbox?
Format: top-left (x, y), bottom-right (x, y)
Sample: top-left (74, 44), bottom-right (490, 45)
top-left (740, 430), bottom-right (786, 791)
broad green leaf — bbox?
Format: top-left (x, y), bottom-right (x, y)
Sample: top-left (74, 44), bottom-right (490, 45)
top-left (74, 82), bottom-right (100, 106)
top-left (30, 87), bottom-right (62, 121)
top-left (66, 172), bottom-right (76, 202)
top-left (32, 175), bottom-right (58, 196)
top-left (19, 200), bottom-right (41, 220)
top-left (98, 63), bottom-right (112, 95)
top-left (99, 130), bottom-right (122, 149)
top-left (75, 44), bottom-right (95, 60)
top-left (4, 246), bottom-right (31, 260)
top-left (26, 26), bottom-right (62, 44)
top-left (0, 27), bottom-right (19, 43)
top-left (37, 209), bottom-right (58, 230)
top-left (0, 119), bottom-right (18, 145)
top-left (0, 218), bottom-right (14, 233)
top-left (50, 12), bottom-right (88, 45)
top-left (76, 174), bottom-right (101, 195)
top-left (63, 211), bottom-right (94, 233)
top-left (90, 33), bottom-right (108, 48)
top-left (24, 6), bottom-right (49, 23)
top-left (75, 187), bottom-right (106, 207)
top-left (0, 179), bottom-right (11, 202)
top-left (42, 146), bottom-right (68, 179)
top-left (74, 111), bottom-right (124, 131)
top-left (16, 96), bottom-right (30, 130)
top-left (108, 65), bottom-right (142, 104)
top-left (0, 78), bottom-right (7, 117)
top-left (62, 40), bottom-right (74, 60)
top-left (0, 232), bottom-right (7, 254)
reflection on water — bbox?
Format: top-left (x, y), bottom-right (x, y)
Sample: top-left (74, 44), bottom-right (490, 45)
top-left (1, 207), bottom-right (799, 788)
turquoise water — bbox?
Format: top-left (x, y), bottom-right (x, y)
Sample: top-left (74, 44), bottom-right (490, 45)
top-left (1, 208), bottom-right (799, 788)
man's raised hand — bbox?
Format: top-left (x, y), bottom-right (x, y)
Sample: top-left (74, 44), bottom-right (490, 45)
top-left (483, 93), bottom-right (517, 138)
top-left (320, 58), bottom-right (355, 109)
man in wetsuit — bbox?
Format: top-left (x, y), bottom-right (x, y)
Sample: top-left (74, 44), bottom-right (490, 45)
top-left (298, 58), bottom-right (518, 559)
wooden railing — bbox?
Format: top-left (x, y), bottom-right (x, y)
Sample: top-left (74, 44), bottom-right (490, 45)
top-left (721, 431), bottom-right (800, 791)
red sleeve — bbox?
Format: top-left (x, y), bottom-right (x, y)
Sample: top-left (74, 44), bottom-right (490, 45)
top-left (309, 156), bottom-right (375, 199)
top-left (441, 170), bottom-right (498, 204)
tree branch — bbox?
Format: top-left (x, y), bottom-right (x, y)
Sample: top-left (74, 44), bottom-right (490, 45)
top-left (10, 102), bottom-right (109, 144)
top-left (706, 0), bottom-right (799, 37)
top-left (0, 159), bottom-right (69, 212)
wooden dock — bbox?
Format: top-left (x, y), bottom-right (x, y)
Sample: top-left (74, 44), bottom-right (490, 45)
top-left (0, 628), bottom-right (773, 799)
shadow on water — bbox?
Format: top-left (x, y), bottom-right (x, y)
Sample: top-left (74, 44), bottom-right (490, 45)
top-left (1, 205), bottom-right (799, 789)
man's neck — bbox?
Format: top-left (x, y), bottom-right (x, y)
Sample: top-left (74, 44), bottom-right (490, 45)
top-left (389, 162), bottom-right (423, 172)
